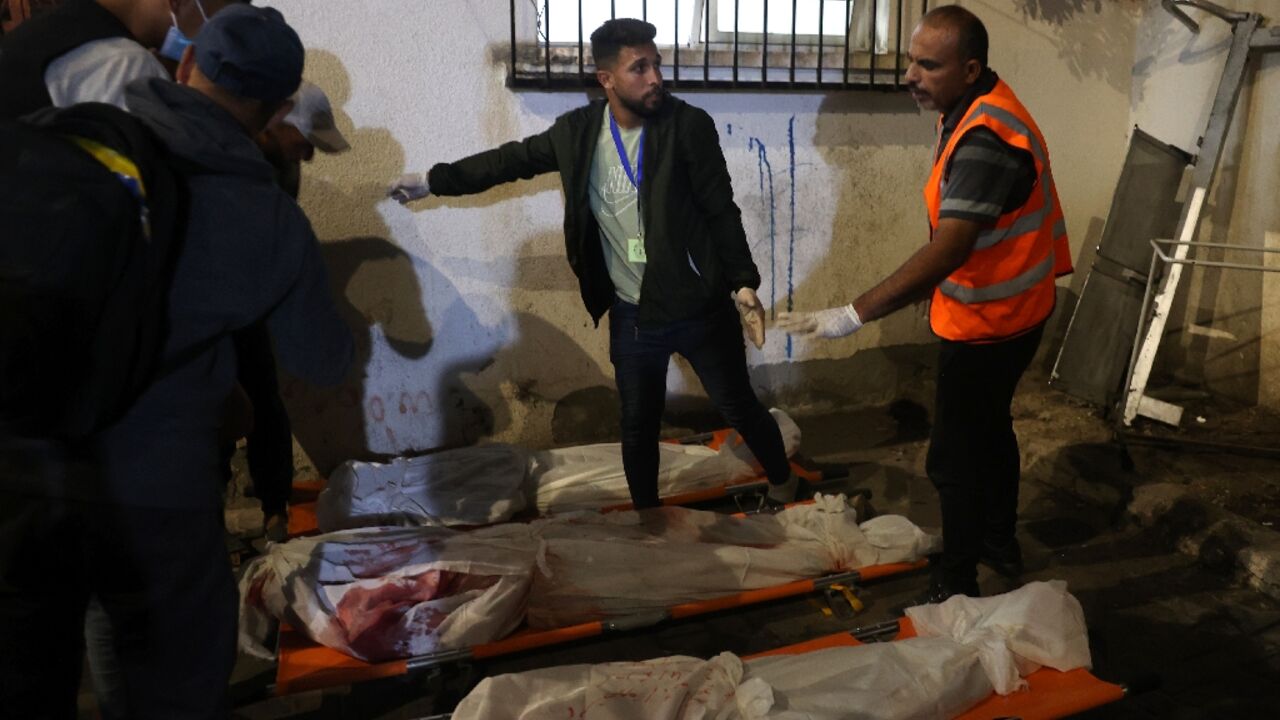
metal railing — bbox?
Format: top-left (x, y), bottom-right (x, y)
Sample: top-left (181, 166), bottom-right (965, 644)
top-left (509, 0), bottom-right (925, 91)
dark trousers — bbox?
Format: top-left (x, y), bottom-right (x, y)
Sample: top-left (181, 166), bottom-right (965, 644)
top-left (925, 325), bottom-right (1043, 593)
top-left (232, 322), bottom-right (293, 517)
top-left (609, 301), bottom-right (789, 509)
top-left (0, 491), bottom-right (237, 719)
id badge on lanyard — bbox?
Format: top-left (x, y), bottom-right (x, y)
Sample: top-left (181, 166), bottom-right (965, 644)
top-left (610, 114), bottom-right (647, 264)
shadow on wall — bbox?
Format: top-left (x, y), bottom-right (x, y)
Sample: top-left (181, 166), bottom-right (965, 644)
top-left (1009, 0), bottom-right (1142, 96)
top-left (506, 235), bottom-right (619, 448)
top-left (277, 53), bottom-right (475, 474)
top-left (653, 91), bottom-right (934, 429)
top-left (1132, 4), bottom-right (1233, 110)
top-left (429, 235), bottom-right (620, 447)
top-left (755, 90), bottom-right (937, 415)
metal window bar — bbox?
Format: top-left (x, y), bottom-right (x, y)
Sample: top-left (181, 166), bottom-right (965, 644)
top-left (509, 0), bottom-right (915, 91)
top-left (733, 0), bottom-right (740, 86)
top-left (894, 0), bottom-right (904, 87)
top-left (868, 0), bottom-right (877, 86)
top-left (674, 0), bottom-right (680, 84)
top-left (704, 0), bottom-right (711, 86)
top-left (817, 0), bottom-right (824, 88)
top-left (789, 0), bottom-right (797, 86)
top-left (761, 0), bottom-right (768, 87)
top-left (843, 0), bottom-right (851, 88)
top-left (510, 0), bottom-right (517, 81)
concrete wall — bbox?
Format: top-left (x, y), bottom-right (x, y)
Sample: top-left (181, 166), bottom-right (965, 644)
top-left (1130, 0), bottom-right (1280, 408)
top-left (261, 0), bottom-right (1137, 475)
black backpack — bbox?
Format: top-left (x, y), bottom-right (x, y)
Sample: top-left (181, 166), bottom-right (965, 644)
top-left (0, 102), bottom-right (184, 439)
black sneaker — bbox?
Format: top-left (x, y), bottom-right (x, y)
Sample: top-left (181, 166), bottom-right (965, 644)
top-left (979, 538), bottom-right (1024, 578)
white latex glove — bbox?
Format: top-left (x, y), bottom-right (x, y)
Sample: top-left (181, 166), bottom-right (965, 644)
top-left (775, 304), bottom-right (863, 339)
top-left (387, 173), bottom-right (430, 204)
top-left (732, 287), bottom-right (766, 349)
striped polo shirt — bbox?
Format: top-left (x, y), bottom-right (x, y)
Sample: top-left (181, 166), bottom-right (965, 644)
top-left (936, 69), bottom-right (1037, 226)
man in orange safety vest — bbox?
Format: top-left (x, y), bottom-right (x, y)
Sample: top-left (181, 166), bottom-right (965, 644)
top-left (778, 4), bottom-right (1072, 603)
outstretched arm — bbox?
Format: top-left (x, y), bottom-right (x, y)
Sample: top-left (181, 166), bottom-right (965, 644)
top-left (776, 217), bottom-right (980, 339)
top-left (853, 217), bottom-right (980, 322)
top-left (388, 128), bottom-right (559, 203)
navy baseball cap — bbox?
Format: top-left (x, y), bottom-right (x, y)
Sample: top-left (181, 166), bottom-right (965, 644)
top-left (194, 4), bottom-right (304, 103)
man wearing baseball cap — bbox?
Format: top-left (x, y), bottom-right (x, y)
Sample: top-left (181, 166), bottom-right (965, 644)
top-left (0, 5), bottom-right (353, 717)
top-left (236, 80), bottom-right (352, 546)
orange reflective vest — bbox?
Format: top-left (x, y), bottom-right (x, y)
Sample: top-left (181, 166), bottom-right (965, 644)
top-left (924, 79), bottom-right (1072, 343)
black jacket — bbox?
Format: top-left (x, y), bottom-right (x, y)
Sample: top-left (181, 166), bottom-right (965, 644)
top-left (0, 0), bottom-right (131, 119)
top-left (428, 94), bottom-right (760, 328)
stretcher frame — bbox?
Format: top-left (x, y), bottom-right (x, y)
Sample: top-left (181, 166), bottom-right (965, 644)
top-left (268, 558), bottom-right (927, 696)
top-left (749, 617), bottom-right (1131, 720)
top-left (418, 616), bottom-right (1130, 720)
top-left (284, 423), bottom-right (844, 538)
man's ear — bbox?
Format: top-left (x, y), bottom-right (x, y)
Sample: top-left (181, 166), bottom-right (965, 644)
top-left (595, 68), bottom-right (612, 91)
top-left (267, 100), bottom-right (295, 130)
top-left (963, 58), bottom-right (982, 85)
top-left (176, 44), bottom-right (197, 84)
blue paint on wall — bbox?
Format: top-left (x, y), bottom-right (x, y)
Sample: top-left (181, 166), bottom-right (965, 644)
top-left (748, 137), bottom-right (776, 315)
top-left (786, 115), bottom-right (797, 359)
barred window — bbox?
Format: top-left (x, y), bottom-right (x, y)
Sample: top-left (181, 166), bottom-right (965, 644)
top-left (510, 0), bottom-right (928, 90)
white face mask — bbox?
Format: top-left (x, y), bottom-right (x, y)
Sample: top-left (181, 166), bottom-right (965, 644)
top-left (158, 0), bottom-right (209, 61)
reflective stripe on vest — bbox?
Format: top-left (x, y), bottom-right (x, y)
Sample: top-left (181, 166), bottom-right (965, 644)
top-left (924, 80), bottom-right (1072, 342)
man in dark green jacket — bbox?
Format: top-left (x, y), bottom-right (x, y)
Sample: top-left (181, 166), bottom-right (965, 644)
top-left (390, 18), bottom-right (795, 509)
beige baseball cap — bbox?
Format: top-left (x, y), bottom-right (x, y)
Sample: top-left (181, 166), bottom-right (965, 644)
top-left (283, 81), bottom-right (350, 154)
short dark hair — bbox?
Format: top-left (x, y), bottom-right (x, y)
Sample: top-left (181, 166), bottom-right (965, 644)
top-left (590, 18), bottom-right (657, 69)
top-left (923, 5), bottom-right (988, 68)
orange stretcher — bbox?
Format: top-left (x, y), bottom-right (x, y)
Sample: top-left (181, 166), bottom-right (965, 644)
top-left (749, 617), bottom-right (1130, 719)
top-left (411, 615), bottom-right (1129, 720)
top-left (285, 425), bottom-right (841, 538)
top-left (269, 559), bottom-right (926, 696)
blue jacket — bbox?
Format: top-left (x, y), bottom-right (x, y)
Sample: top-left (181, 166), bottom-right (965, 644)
top-left (74, 78), bottom-right (354, 509)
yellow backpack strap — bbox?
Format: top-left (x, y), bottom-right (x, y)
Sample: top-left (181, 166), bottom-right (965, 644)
top-left (69, 135), bottom-right (152, 241)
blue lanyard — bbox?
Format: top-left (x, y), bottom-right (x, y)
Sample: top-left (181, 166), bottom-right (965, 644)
top-left (609, 113), bottom-right (644, 190)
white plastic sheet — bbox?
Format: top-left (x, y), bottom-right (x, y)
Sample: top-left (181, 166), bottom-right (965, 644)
top-left (533, 408), bottom-right (803, 513)
top-left (238, 524), bottom-right (538, 661)
top-left (451, 581), bottom-right (1093, 720)
top-left (527, 498), bottom-right (938, 628)
top-left (455, 653), bottom-right (747, 720)
top-left (314, 409), bottom-right (803, 531)
top-left (240, 495), bottom-right (937, 662)
top-left (905, 579), bottom-right (1092, 694)
top-left (317, 444), bottom-right (531, 531)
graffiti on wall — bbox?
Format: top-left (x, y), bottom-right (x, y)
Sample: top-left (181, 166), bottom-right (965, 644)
top-left (739, 115), bottom-right (800, 358)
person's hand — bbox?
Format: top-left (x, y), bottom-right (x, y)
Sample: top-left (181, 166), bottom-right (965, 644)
top-left (775, 304), bottom-right (863, 339)
top-left (387, 173), bottom-right (430, 204)
top-left (732, 287), bottom-right (766, 349)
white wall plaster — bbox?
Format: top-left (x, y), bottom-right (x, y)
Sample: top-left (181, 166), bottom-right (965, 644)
top-left (261, 0), bottom-right (1137, 473)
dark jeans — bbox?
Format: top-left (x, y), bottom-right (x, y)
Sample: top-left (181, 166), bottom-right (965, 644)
top-left (609, 300), bottom-right (789, 509)
top-left (232, 322), bottom-right (293, 517)
top-left (926, 325), bottom-right (1043, 593)
top-left (0, 491), bottom-right (237, 719)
